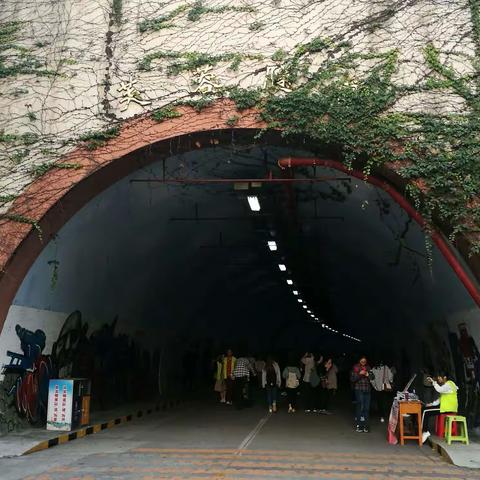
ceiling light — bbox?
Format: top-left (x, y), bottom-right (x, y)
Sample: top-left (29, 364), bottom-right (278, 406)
top-left (292, 290), bottom-right (298, 295)
top-left (310, 314), bottom-right (314, 318)
top-left (306, 310), bottom-right (311, 313)
top-left (278, 264), bottom-right (286, 271)
top-left (286, 279), bottom-right (293, 285)
top-left (303, 305), bottom-right (307, 309)
top-left (247, 196), bottom-right (261, 211)
top-left (297, 298), bottom-right (303, 303)
top-left (267, 241), bottom-right (277, 251)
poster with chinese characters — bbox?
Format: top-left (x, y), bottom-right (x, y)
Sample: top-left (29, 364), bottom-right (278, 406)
top-left (46, 379), bottom-right (73, 431)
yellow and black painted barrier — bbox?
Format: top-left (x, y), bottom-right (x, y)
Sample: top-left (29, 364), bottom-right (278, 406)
top-left (25, 399), bottom-right (180, 455)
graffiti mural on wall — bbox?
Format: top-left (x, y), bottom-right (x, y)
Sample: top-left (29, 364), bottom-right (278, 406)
top-left (51, 311), bottom-right (90, 379)
top-left (0, 310), bottom-right (158, 431)
top-left (51, 311), bottom-right (159, 409)
top-left (1, 325), bottom-right (56, 426)
top-left (449, 323), bottom-right (480, 431)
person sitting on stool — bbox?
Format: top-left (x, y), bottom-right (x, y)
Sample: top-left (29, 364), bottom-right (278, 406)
top-left (422, 372), bottom-right (459, 443)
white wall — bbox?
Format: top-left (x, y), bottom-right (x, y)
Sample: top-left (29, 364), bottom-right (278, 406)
top-left (0, 305), bottom-right (67, 380)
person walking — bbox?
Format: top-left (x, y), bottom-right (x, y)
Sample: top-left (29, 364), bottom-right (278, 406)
top-left (214, 354), bottom-right (226, 403)
top-left (283, 357), bottom-right (301, 413)
top-left (351, 356), bottom-right (372, 432)
top-left (319, 357), bottom-right (338, 414)
top-left (232, 356), bottom-right (256, 409)
top-left (223, 349), bottom-right (236, 405)
top-left (255, 356), bottom-right (266, 388)
top-left (262, 356), bottom-right (281, 413)
top-left (301, 352), bottom-right (321, 412)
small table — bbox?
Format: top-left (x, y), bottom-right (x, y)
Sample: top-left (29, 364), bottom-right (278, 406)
top-left (398, 401), bottom-right (422, 446)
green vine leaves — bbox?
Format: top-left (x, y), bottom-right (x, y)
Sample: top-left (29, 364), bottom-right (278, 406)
top-left (2, 0), bottom-right (480, 259)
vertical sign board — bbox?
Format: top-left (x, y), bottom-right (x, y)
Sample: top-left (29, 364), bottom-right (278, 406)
top-left (46, 379), bottom-right (74, 431)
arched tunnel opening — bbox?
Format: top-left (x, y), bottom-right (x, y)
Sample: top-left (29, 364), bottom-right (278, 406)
top-left (1, 129), bottom-right (479, 443)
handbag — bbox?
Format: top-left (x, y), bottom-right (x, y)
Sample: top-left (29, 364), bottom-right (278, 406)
top-left (286, 371), bottom-right (299, 388)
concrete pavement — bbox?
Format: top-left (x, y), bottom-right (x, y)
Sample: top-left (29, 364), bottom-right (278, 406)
top-left (0, 400), bottom-right (179, 458)
top-left (1, 400), bottom-right (478, 479)
top-left (429, 434), bottom-right (480, 469)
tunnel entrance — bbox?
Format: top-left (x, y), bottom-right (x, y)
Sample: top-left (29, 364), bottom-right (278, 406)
top-left (0, 126), bottom-right (479, 440)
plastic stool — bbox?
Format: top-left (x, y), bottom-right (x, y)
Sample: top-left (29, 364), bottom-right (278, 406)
top-left (445, 416), bottom-right (469, 445)
top-left (435, 413), bottom-right (457, 438)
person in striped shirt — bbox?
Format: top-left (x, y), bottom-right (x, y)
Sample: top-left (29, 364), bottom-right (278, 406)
top-left (233, 356), bottom-right (256, 409)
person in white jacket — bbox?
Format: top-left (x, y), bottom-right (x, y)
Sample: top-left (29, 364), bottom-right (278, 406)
top-left (262, 356), bottom-right (281, 413)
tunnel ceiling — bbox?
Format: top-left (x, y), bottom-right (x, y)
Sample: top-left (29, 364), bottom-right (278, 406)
top-left (12, 143), bottom-right (478, 354)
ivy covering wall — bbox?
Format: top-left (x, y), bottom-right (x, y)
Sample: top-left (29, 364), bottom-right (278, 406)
top-left (0, 0), bottom-right (480, 255)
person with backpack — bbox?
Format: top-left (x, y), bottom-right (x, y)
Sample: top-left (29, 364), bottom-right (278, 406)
top-left (283, 356), bottom-right (301, 413)
top-left (262, 356), bottom-right (281, 413)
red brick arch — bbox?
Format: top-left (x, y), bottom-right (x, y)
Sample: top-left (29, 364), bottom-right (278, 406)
top-left (0, 99), bottom-right (479, 332)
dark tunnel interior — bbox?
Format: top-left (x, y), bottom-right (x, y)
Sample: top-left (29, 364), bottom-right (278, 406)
top-left (3, 132), bottom-right (479, 411)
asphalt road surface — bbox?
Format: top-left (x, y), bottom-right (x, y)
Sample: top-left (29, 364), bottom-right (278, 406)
top-left (1, 398), bottom-right (478, 480)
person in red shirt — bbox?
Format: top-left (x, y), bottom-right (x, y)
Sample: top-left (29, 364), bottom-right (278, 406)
top-left (351, 356), bottom-right (372, 433)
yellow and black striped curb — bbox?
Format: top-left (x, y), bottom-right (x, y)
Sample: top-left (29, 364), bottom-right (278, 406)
top-left (24, 399), bottom-right (180, 455)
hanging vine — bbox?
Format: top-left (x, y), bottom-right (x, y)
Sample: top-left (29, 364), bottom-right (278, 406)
top-left (1, 0), bottom-right (480, 258)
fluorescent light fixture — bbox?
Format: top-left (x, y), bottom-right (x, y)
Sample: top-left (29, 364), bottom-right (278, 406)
top-left (267, 241), bottom-right (277, 251)
top-left (321, 324), bottom-right (326, 328)
top-left (306, 310), bottom-right (311, 313)
top-left (286, 279), bottom-right (293, 285)
top-left (234, 182), bottom-right (249, 191)
top-left (310, 314), bottom-right (314, 318)
top-left (292, 290), bottom-right (298, 295)
top-left (278, 264), bottom-right (287, 271)
top-left (247, 196), bottom-right (261, 211)
top-left (303, 305), bottom-right (307, 309)
top-left (297, 298), bottom-right (303, 303)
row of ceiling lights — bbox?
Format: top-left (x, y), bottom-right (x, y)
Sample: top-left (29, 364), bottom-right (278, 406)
top-left (247, 195), bottom-right (361, 343)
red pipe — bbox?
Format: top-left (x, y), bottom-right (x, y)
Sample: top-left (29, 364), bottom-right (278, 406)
top-left (278, 156), bottom-right (480, 308)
